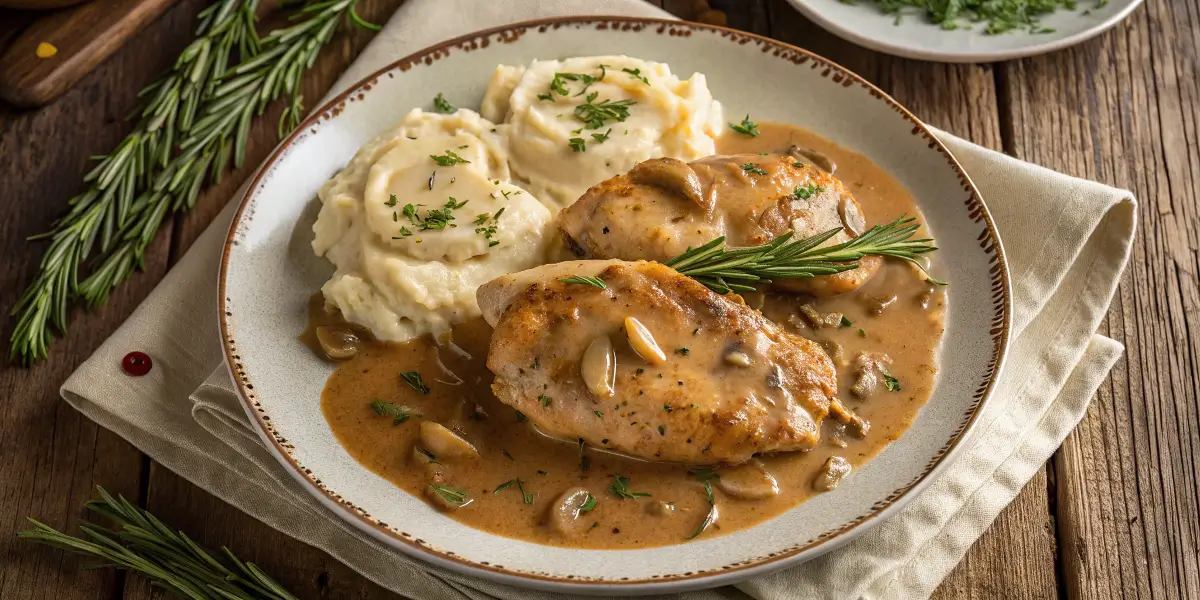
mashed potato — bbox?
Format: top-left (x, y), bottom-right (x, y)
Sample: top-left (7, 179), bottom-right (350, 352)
top-left (312, 109), bottom-right (552, 342)
top-left (481, 56), bottom-right (723, 210)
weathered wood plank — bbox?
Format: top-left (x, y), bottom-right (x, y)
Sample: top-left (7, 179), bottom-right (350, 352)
top-left (0, 2), bottom-right (213, 598)
top-left (124, 1), bottom-right (408, 598)
top-left (762, 2), bottom-right (1061, 598)
top-left (997, 0), bottom-right (1200, 597)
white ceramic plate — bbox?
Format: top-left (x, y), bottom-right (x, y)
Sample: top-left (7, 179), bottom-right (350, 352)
top-left (219, 16), bottom-right (1012, 595)
top-left (787, 0), bottom-right (1144, 62)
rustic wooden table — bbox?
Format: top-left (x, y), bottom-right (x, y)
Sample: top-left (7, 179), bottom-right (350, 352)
top-left (1, 0), bottom-right (1196, 598)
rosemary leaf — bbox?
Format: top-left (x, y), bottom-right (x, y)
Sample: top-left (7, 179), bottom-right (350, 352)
top-left (10, 0), bottom-right (379, 364)
top-left (19, 486), bottom-right (299, 600)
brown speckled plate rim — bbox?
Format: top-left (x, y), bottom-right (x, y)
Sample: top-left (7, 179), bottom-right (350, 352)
top-left (218, 15), bottom-right (1012, 594)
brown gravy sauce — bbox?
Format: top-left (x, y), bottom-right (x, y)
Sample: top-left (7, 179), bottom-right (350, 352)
top-left (316, 122), bottom-right (946, 549)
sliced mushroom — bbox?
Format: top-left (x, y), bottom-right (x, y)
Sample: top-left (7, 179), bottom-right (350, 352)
top-left (850, 352), bottom-right (893, 399)
top-left (787, 145), bottom-right (836, 174)
top-left (838, 195), bottom-right (866, 236)
top-left (548, 487), bottom-right (596, 535)
top-left (419, 421), bottom-right (479, 460)
top-left (629, 158), bottom-right (709, 211)
top-left (862, 293), bottom-right (897, 315)
top-left (799, 304), bottom-right (843, 329)
top-left (646, 500), bottom-right (677, 517)
top-left (817, 339), bottom-right (844, 363)
top-left (314, 325), bottom-right (361, 360)
top-left (916, 285), bottom-right (937, 309)
top-left (715, 461), bottom-right (780, 500)
top-left (625, 316), bottom-right (667, 365)
top-left (581, 335), bottom-right (617, 397)
top-left (812, 456), bottom-right (852, 492)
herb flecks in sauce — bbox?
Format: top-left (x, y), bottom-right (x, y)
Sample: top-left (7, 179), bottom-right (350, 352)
top-left (368, 399), bottom-right (418, 424)
top-left (319, 122), bottom-right (947, 549)
top-left (610, 475), bottom-right (651, 499)
top-left (494, 479), bottom-right (535, 504)
top-left (741, 163), bottom-right (768, 176)
top-left (400, 371), bottom-right (430, 394)
top-left (728, 115), bottom-right (759, 137)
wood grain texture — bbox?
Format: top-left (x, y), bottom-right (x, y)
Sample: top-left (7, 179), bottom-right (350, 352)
top-left (0, 0), bottom-right (180, 107)
top-left (123, 1), bottom-right (406, 599)
top-left (0, 1), bottom-right (205, 597)
top-left (759, 2), bottom-right (1061, 597)
top-left (997, 0), bottom-right (1200, 597)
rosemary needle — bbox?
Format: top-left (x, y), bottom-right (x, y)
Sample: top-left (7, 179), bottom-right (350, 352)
top-left (665, 215), bottom-right (939, 294)
top-left (19, 487), bottom-right (299, 600)
top-left (9, 0), bottom-right (378, 364)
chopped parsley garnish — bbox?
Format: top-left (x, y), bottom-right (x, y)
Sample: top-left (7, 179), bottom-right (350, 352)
top-left (368, 399), bottom-right (419, 424)
top-left (399, 371), bottom-right (430, 394)
top-left (574, 92), bottom-right (635, 129)
top-left (428, 484), bottom-right (470, 506)
top-left (658, 425), bottom-right (665, 436)
top-left (539, 394), bottom-right (553, 407)
top-left (663, 403), bottom-right (674, 413)
top-left (402, 197), bottom-right (468, 232)
top-left (549, 67), bottom-right (607, 98)
top-left (622, 67), bottom-right (649, 85)
top-left (568, 137), bottom-right (587, 152)
top-left (793, 161), bottom-right (805, 168)
top-left (609, 475), bottom-right (651, 499)
top-left (858, 328), bottom-right (867, 338)
top-left (537, 470), bottom-right (548, 476)
top-left (558, 275), bottom-right (606, 289)
top-left (537, 92), bottom-right (554, 102)
top-left (793, 182), bottom-right (826, 200)
top-left (494, 479), bottom-right (534, 504)
top-left (728, 114), bottom-right (759, 137)
top-left (884, 373), bottom-right (902, 392)
top-left (741, 163), bottom-right (768, 176)
top-left (579, 493), bottom-right (598, 513)
top-left (840, 315), bottom-right (853, 327)
top-left (593, 410), bottom-right (603, 417)
top-left (674, 347), bottom-right (690, 356)
top-left (591, 128), bottom-right (612, 143)
top-left (502, 449), bottom-right (514, 461)
top-left (473, 207), bottom-right (505, 247)
top-left (430, 150), bottom-right (470, 166)
top-left (384, 194), bottom-right (398, 207)
top-left (432, 92), bottom-right (455, 114)
top-left (515, 410), bottom-right (528, 422)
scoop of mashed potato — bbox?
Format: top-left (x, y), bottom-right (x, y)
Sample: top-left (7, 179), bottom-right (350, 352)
top-left (313, 108), bottom-right (552, 342)
top-left (481, 56), bottom-right (723, 210)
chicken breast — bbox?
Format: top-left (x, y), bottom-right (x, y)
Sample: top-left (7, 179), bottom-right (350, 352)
top-left (558, 151), bottom-right (880, 297)
top-left (479, 260), bottom-right (866, 465)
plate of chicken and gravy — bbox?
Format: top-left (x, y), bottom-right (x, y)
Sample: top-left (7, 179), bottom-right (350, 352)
top-left (219, 17), bottom-right (1011, 594)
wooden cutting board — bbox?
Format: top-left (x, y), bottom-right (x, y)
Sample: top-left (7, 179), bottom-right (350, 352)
top-left (0, 0), bottom-right (178, 107)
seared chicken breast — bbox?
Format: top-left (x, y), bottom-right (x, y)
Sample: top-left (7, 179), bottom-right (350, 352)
top-left (558, 151), bottom-right (880, 297)
top-left (478, 260), bottom-right (865, 466)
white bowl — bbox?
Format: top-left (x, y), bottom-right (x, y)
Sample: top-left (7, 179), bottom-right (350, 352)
top-left (219, 16), bottom-right (1012, 595)
top-left (787, 0), bottom-right (1144, 63)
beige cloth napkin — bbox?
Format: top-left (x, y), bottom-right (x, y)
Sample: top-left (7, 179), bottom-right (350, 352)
top-left (61, 0), bottom-right (1137, 597)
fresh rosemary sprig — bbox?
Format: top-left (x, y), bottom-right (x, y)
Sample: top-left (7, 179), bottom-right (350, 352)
top-left (665, 215), bottom-right (939, 294)
top-left (19, 486), bottom-right (299, 600)
top-left (9, 0), bottom-right (378, 364)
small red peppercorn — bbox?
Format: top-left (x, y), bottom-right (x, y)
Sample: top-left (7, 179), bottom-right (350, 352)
top-left (121, 351), bottom-right (152, 376)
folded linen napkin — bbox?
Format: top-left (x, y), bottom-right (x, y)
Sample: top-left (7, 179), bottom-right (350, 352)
top-left (60, 0), bottom-right (1137, 597)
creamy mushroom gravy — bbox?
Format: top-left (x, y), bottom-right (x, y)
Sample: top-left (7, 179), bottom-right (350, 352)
top-left (315, 122), bottom-right (946, 549)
